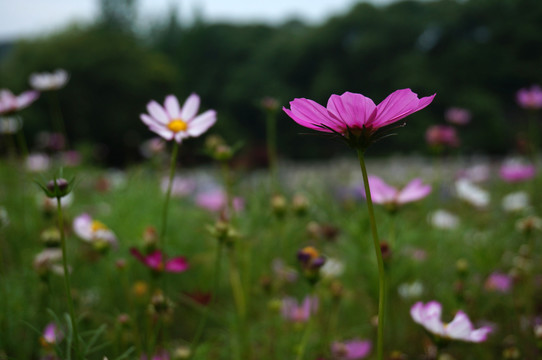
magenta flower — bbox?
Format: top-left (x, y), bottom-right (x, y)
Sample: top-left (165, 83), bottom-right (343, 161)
top-left (195, 189), bottom-right (244, 213)
top-left (140, 94), bottom-right (216, 143)
top-left (425, 125), bottom-right (459, 148)
top-left (0, 89), bottom-right (40, 115)
top-left (410, 301), bottom-right (492, 343)
top-left (130, 248), bottom-right (189, 273)
top-left (499, 160), bottom-right (536, 183)
top-left (445, 107), bottom-right (471, 125)
top-left (283, 89), bottom-right (435, 149)
top-left (485, 272), bottom-right (513, 293)
top-left (331, 339), bottom-right (372, 359)
top-left (516, 85), bottom-right (542, 110)
top-left (362, 175), bottom-right (431, 211)
top-left (141, 349), bottom-right (170, 360)
top-left (41, 322), bottom-right (63, 346)
top-left (281, 296), bottom-right (318, 323)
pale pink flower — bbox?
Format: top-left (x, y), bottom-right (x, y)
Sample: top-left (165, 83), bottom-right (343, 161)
top-left (283, 89), bottom-right (435, 149)
top-left (0, 89), bottom-right (40, 115)
top-left (195, 189), bottom-right (244, 213)
top-left (41, 322), bottom-right (63, 345)
top-left (281, 296), bottom-right (318, 323)
top-left (456, 164), bottom-right (490, 183)
top-left (445, 107), bottom-right (471, 125)
top-left (130, 248), bottom-right (189, 273)
top-left (73, 213), bottom-right (117, 249)
top-left (160, 175), bottom-right (196, 197)
top-left (425, 125), bottom-right (459, 148)
top-left (29, 69), bottom-right (69, 91)
top-left (26, 153), bottom-right (51, 172)
top-left (362, 175), bottom-right (431, 210)
top-left (331, 339), bottom-right (371, 359)
top-left (140, 137), bottom-right (166, 158)
top-left (499, 160), bottom-right (536, 183)
top-left (141, 349), bottom-right (170, 360)
top-left (140, 94), bottom-right (216, 143)
top-left (410, 301), bottom-right (492, 342)
top-left (516, 85), bottom-right (542, 110)
top-left (485, 272), bottom-right (513, 293)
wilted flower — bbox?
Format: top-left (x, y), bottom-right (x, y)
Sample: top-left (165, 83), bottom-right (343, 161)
top-left (0, 116), bottom-right (22, 134)
top-left (40, 322), bottom-right (63, 347)
top-left (130, 248), bottom-right (189, 273)
top-left (26, 153), bottom-right (51, 172)
top-left (362, 175), bottom-right (431, 212)
top-left (501, 191), bottom-right (530, 213)
top-left (410, 301), bottom-right (492, 342)
top-left (445, 107), bottom-right (471, 125)
top-left (29, 69), bottom-right (69, 91)
top-left (398, 281), bottom-right (424, 299)
top-left (425, 125), bottom-right (460, 148)
top-left (428, 209), bottom-right (459, 229)
top-left (499, 160), bottom-right (536, 183)
top-left (161, 175), bottom-right (196, 197)
top-left (140, 94), bottom-right (216, 143)
top-left (0, 89), bottom-right (39, 115)
top-left (281, 296), bottom-right (318, 323)
top-left (195, 189), bottom-right (244, 213)
top-left (73, 213), bottom-right (118, 251)
top-left (331, 339), bottom-right (372, 359)
top-left (516, 85), bottom-right (542, 110)
top-left (283, 89), bottom-right (435, 150)
top-left (485, 272), bottom-right (513, 293)
top-left (455, 179), bottom-right (489, 208)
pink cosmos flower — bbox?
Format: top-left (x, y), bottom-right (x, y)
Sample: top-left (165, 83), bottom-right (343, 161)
top-left (425, 125), bottom-right (459, 148)
top-left (485, 272), bottom-right (513, 293)
top-left (410, 301), bottom-right (492, 343)
top-left (516, 85), bottom-right (542, 110)
top-left (141, 349), bottom-right (170, 360)
top-left (362, 175), bottom-right (431, 211)
top-left (283, 89), bottom-right (435, 149)
top-left (41, 322), bottom-right (63, 346)
top-left (499, 160), bottom-right (536, 183)
top-left (0, 89), bottom-right (40, 115)
top-left (130, 248), bottom-right (189, 273)
top-left (140, 94), bottom-right (216, 143)
top-left (331, 339), bottom-right (372, 359)
top-left (445, 107), bottom-right (471, 125)
top-left (281, 296), bottom-right (318, 323)
top-left (195, 189), bottom-right (244, 213)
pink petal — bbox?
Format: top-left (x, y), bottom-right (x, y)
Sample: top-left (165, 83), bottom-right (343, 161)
top-left (140, 113), bottom-right (160, 127)
top-left (148, 123), bottom-right (174, 141)
top-left (73, 213), bottom-right (93, 241)
top-left (285, 98), bottom-right (342, 133)
top-left (165, 257), bottom-right (189, 272)
top-left (164, 95), bottom-right (181, 119)
top-left (468, 326), bottom-right (492, 342)
top-left (187, 110), bottom-right (216, 137)
top-left (174, 131), bottom-right (190, 143)
top-left (326, 92), bottom-right (377, 129)
top-left (16, 90), bottom-right (40, 108)
top-left (446, 311), bottom-right (473, 341)
top-left (363, 175), bottom-right (397, 204)
top-left (147, 101), bottom-right (170, 125)
top-left (396, 178), bottom-right (431, 204)
top-left (344, 339), bottom-right (372, 359)
top-left (373, 89), bottom-right (435, 128)
top-left (144, 251), bottom-right (164, 269)
top-left (181, 93), bottom-right (201, 121)
top-left (130, 248), bottom-right (147, 264)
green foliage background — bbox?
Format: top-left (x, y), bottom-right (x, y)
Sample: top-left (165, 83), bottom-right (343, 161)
top-left (1, 0), bottom-right (542, 163)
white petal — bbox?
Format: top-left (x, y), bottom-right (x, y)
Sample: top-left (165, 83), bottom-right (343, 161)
top-left (187, 110), bottom-right (216, 137)
top-left (148, 124), bottom-right (174, 140)
top-left (147, 101), bottom-right (170, 125)
top-left (181, 93), bottom-right (200, 121)
top-left (164, 95), bottom-right (181, 119)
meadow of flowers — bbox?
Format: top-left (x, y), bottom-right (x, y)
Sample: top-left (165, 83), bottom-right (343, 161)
top-left (1, 72), bottom-right (542, 360)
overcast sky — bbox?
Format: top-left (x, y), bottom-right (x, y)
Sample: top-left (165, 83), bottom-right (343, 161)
top-left (0, 0), bottom-right (402, 41)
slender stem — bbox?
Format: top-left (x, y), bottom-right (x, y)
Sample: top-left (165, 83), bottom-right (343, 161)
top-left (220, 161), bottom-right (234, 217)
top-left (295, 288), bottom-right (316, 360)
top-left (189, 242), bottom-right (223, 358)
top-left (227, 248), bottom-right (248, 360)
top-left (57, 196), bottom-right (80, 360)
top-left (159, 141), bottom-right (179, 251)
top-left (356, 149), bottom-right (386, 360)
top-left (49, 91), bottom-right (69, 149)
top-left (266, 111), bottom-right (278, 191)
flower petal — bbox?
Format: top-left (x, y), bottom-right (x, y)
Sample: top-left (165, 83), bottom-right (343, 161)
top-left (396, 178), bottom-right (431, 204)
top-left (187, 110), bottom-right (216, 137)
top-left (446, 311), bottom-right (473, 341)
top-left (147, 123), bottom-right (174, 141)
top-left (468, 326), bottom-right (492, 342)
top-left (327, 92), bottom-right (377, 129)
top-left (363, 175), bottom-right (397, 204)
top-left (373, 89), bottom-right (435, 128)
top-left (164, 95), bottom-right (181, 119)
top-left (73, 213), bottom-right (93, 241)
top-left (147, 100), bottom-right (170, 125)
top-left (165, 257), bottom-right (189, 272)
top-left (144, 251), bottom-right (164, 269)
top-left (181, 93), bottom-right (201, 121)
top-left (284, 98), bottom-right (341, 133)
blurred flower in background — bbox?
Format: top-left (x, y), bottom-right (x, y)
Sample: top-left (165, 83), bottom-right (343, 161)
top-left (25, 153), bottom-right (51, 172)
top-left (501, 191), bottom-right (530, 213)
top-left (160, 175), bottom-right (195, 197)
top-left (0, 89), bottom-right (39, 115)
top-left (455, 178), bottom-right (490, 208)
top-left (73, 213), bottom-right (118, 251)
top-left (281, 296), bottom-right (318, 323)
top-left (29, 69), bottom-right (69, 91)
top-left (484, 272), bottom-right (513, 293)
top-left (130, 248), bottom-right (189, 273)
top-left (428, 209), bottom-right (459, 229)
top-left (445, 107), bottom-right (471, 125)
top-left (331, 339), bottom-right (372, 359)
top-left (516, 85), bottom-right (542, 110)
top-left (362, 175), bottom-right (431, 212)
top-left (499, 159), bottom-right (536, 183)
top-left (425, 125), bottom-right (460, 149)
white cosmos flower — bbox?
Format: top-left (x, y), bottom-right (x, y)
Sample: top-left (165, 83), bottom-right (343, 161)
top-left (455, 178), bottom-right (489, 208)
top-left (29, 69), bottom-right (69, 91)
top-left (140, 93), bottom-right (216, 143)
top-left (73, 213), bottom-right (117, 249)
top-left (429, 209), bottom-right (459, 229)
top-left (502, 191), bottom-right (530, 213)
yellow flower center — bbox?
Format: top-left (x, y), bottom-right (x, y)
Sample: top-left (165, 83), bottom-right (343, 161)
top-left (91, 220), bottom-right (107, 232)
top-left (167, 119), bottom-right (188, 133)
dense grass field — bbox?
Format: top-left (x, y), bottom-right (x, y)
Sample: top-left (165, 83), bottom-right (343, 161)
top-left (1, 149), bottom-right (541, 360)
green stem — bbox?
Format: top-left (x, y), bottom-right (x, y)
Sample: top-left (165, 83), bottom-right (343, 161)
top-left (295, 288), bottom-right (316, 360)
top-left (357, 149), bottom-right (386, 360)
top-left (49, 91), bottom-right (69, 149)
top-left (159, 141), bottom-right (179, 251)
top-left (266, 111), bottom-right (278, 191)
top-left (227, 248), bottom-right (248, 360)
top-left (189, 242), bottom-right (223, 358)
top-left (57, 196), bottom-right (80, 360)
top-left (220, 161), bottom-right (234, 217)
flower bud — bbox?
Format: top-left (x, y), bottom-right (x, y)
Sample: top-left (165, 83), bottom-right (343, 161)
top-left (40, 227), bottom-right (61, 247)
top-left (271, 194), bottom-right (288, 218)
top-left (291, 194), bottom-right (309, 216)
